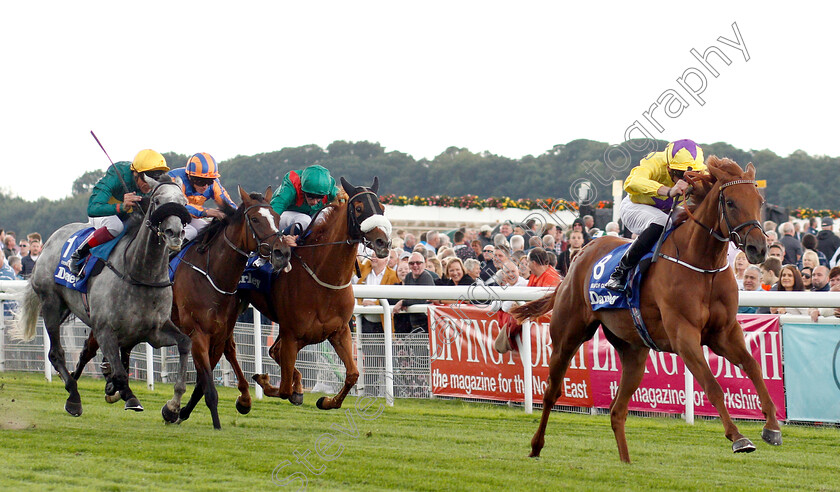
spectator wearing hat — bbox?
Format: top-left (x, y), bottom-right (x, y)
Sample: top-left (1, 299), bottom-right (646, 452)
top-left (566, 218), bottom-right (592, 245)
top-left (817, 217), bottom-right (840, 263)
top-left (478, 224), bottom-right (494, 247)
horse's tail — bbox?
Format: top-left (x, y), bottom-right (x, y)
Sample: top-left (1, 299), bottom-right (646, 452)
top-left (10, 282), bottom-right (41, 342)
top-left (510, 285), bottom-right (560, 323)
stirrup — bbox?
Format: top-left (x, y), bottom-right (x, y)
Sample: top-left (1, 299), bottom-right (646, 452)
top-left (604, 271), bottom-right (628, 292)
top-left (69, 251), bottom-right (86, 277)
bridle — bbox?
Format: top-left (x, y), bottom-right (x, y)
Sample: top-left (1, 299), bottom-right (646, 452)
top-left (187, 201), bottom-right (283, 296)
top-left (293, 188), bottom-right (391, 289)
top-left (146, 181), bottom-right (192, 242)
top-left (222, 203), bottom-right (282, 261)
top-left (659, 177), bottom-right (765, 274)
top-left (107, 180), bottom-right (191, 288)
top-left (684, 178), bottom-right (765, 251)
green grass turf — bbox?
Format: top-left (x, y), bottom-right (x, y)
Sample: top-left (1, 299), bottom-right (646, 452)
top-left (0, 371), bottom-right (838, 491)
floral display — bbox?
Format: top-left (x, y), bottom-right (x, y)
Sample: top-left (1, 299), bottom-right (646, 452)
top-left (378, 194), bottom-right (613, 211)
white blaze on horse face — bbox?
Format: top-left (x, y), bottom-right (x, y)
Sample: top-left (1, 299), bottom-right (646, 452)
top-left (258, 208), bottom-right (279, 233)
top-left (360, 215), bottom-right (392, 237)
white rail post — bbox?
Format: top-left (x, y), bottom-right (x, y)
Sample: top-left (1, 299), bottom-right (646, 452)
top-left (43, 323), bottom-right (52, 382)
top-left (684, 366), bottom-right (695, 424)
top-left (379, 299), bottom-right (394, 407)
top-left (146, 343), bottom-right (154, 390)
top-left (253, 306), bottom-right (263, 400)
top-left (521, 320), bottom-right (533, 414)
top-left (0, 302), bottom-right (6, 372)
top-left (354, 314), bottom-right (365, 396)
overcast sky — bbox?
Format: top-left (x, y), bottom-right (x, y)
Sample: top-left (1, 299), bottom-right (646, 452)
top-left (1, 2), bottom-right (834, 201)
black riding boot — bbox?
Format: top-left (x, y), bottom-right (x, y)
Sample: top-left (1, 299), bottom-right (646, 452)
top-left (69, 237), bottom-right (93, 277)
top-left (604, 223), bottom-right (665, 292)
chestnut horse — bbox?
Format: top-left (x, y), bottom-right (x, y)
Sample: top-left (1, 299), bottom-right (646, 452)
top-left (72, 187), bottom-right (290, 429)
top-left (511, 157), bottom-right (780, 463)
top-left (240, 177), bottom-right (391, 410)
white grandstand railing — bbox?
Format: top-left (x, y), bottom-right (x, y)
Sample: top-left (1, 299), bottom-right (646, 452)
top-left (2, 280), bottom-right (840, 418)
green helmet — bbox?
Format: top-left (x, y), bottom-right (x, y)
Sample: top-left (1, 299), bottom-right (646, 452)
top-left (300, 165), bottom-right (333, 195)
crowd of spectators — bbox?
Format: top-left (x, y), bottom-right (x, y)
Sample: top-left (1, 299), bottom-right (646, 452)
top-left (740, 218), bottom-right (840, 321)
top-left (0, 229), bottom-right (42, 281)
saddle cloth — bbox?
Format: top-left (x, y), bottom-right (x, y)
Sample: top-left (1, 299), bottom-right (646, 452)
top-left (238, 255), bottom-right (277, 294)
top-left (54, 227), bottom-right (124, 292)
top-left (168, 242), bottom-right (195, 282)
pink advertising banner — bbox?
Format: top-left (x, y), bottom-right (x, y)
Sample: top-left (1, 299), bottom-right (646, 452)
top-left (428, 305), bottom-right (785, 420)
top-left (588, 314), bottom-right (785, 420)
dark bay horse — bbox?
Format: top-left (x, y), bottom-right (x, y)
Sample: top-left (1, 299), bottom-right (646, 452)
top-left (240, 177), bottom-right (391, 410)
top-left (72, 186), bottom-right (291, 429)
top-left (13, 176), bottom-right (193, 421)
top-left (172, 186), bottom-right (290, 429)
top-left (511, 157), bottom-right (780, 463)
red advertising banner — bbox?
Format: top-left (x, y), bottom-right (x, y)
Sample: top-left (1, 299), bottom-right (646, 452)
top-left (589, 314), bottom-right (786, 420)
top-left (428, 305), bottom-right (591, 406)
top-left (428, 306), bottom-right (785, 420)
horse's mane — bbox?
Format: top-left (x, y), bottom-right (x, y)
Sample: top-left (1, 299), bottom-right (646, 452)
top-left (672, 156), bottom-right (744, 226)
top-left (194, 194), bottom-right (262, 253)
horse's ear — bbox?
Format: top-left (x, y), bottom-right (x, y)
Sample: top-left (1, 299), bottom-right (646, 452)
top-left (173, 175), bottom-right (183, 188)
top-left (371, 176), bottom-right (379, 194)
top-left (238, 185), bottom-right (250, 206)
top-left (264, 186), bottom-right (273, 202)
top-left (144, 174), bottom-right (160, 188)
top-left (340, 177), bottom-right (356, 195)
top-left (705, 156), bottom-right (726, 182)
top-left (745, 162), bottom-right (756, 179)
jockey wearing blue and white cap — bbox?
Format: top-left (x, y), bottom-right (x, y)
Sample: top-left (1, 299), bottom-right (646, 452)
top-left (604, 139), bottom-right (707, 292)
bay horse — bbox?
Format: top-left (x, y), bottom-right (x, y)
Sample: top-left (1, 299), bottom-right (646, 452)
top-left (71, 186), bottom-right (291, 429)
top-left (511, 156), bottom-right (780, 463)
top-left (12, 175), bottom-right (193, 421)
top-left (240, 177), bottom-right (391, 410)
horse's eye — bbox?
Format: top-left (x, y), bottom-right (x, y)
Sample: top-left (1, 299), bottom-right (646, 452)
top-left (355, 205), bottom-right (363, 213)
top-left (726, 200), bottom-right (735, 208)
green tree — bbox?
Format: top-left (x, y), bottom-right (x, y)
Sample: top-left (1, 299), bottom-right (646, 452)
top-left (72, 170), bottom-right (105, 195)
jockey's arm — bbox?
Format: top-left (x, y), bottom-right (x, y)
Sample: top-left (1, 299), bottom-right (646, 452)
top-left (212, 181), bottom-right (237, 210)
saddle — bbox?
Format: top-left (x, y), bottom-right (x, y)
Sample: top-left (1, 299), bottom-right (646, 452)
top-left (54, 228), bottom-right (119, 292)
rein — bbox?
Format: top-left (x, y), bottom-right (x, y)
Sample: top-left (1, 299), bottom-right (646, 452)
top-left (109, 181), bottom-right (189, 288)
top-left (186, 203), bottom-right (280, 296)
top-left (291, 188), bottom-right (388, 289)
top-left (662, 177), bottom-right (763, 274)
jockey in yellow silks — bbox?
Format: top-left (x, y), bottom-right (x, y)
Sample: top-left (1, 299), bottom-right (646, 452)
top-left (604, 139), bottom-right (707, 292)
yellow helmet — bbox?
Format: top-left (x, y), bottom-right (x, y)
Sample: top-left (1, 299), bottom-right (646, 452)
top-left (665, 139), bottom-right (704, 171)
top-left (130, 149), bottom-right (169, 173)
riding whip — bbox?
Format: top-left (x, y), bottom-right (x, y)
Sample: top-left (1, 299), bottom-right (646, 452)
top-left (90, 131), bottom-right (130, 196)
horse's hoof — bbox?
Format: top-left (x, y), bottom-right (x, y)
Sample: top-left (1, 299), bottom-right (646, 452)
top-left (161, 404), bottom-right (180, 423)
top-left (124, 398), bottom-right (144, 412)
top-left (315, 396), bottom-right (327, 410)
top-left (732, 437), bottom-right (756, 453)
top-left (290, 392), bottom-right (304, 406)
top-left (65, 399), bottom-right (83, 417)
top-left (105, 381), bottom-right (117, 396)
top-left (179, 408), bottom-right (192, 422)
top-left (762, 428), bottom-right (782, 446)
top-left (105, 393), bottom-right (121, 404)
top-left (235, 398), bottom-right (252, 415)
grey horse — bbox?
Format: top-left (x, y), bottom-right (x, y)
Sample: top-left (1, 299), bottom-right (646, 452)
top-left (12, 175), bottom-right (193, 421)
